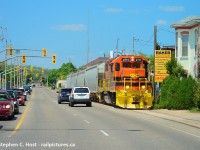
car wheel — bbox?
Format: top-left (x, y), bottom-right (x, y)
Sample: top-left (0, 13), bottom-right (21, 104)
top-left (70, 101), bottom-right (74, 107)
top-left (58, 100), bottom-right (61, 104)
top-left (15, 108), bottom-right (19, 114)
top-left (86, 102), bottom-right (92, 107)
top-left (8, 112), bottom-right (15, 120)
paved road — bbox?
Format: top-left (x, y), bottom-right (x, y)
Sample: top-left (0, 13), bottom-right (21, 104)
top-left (0, 87), bottom-right (200, 150)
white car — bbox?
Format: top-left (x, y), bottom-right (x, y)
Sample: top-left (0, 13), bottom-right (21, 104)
top-left (69, 87), bottom-right (92, 107)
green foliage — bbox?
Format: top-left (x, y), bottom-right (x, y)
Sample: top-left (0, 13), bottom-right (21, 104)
top-left (165, 57), bottom-right (185, 77)
top-left (158, 75), bottom-right (197, 110)
top-left (193, 82), bottom-right (200, 109)
top-left (57, 62), bottom-right (77, 80)
top-left (47, 62), bottom-right (77, 86)
top-left (47, 69), bottom-right (58, 86)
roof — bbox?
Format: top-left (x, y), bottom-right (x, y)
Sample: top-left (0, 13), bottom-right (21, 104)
top-left (171, 16), bottom-right (200, 28)
top-left (80, 57), bottom-right (109, 69)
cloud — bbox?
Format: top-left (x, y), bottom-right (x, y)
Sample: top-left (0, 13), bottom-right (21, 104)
top-left (104, 7), bottom-right (123, 13)
top-left (159, 6), bottom-right (185, 12)
top-left (156, 20), bottom-right (167, 25)
top-left (52, 24), bottom-right (86, 31)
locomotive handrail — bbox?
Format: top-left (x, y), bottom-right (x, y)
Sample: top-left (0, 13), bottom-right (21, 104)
top-left (139, 78), bottom-right (148, 91)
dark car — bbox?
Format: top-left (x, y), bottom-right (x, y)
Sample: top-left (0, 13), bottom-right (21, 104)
top-left (23, 85), bottom-right (32, 95)
top-left (0, 90), bottom-right (15, 119)
top-left (7, 90), bottom-right (19, 114)
top-left (57, 88), bottom-right (72, 104)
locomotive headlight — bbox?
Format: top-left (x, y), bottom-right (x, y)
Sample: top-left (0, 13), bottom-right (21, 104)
top-left (125, 85), bottom-right (130, 89)
top-left (141, 85), bottom-right (145, 90)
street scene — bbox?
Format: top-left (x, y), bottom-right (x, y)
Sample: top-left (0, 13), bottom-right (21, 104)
top-left (0, 86), bottom-right (200, 150)
top-left (1, 0), bottom-right (200, 150)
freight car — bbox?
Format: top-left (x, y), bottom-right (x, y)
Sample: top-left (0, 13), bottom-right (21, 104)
top-left (66, 55), bottom-right (153, 109)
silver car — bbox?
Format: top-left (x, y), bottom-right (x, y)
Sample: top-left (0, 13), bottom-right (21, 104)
top-left (69, 87), bottom-right (92, 107)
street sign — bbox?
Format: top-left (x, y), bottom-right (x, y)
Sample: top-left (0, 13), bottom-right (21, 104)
top-left (155, 50), bottom-right (171, 82)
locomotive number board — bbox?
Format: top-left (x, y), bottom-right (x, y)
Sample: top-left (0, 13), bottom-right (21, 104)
top-left (122, 58), bottom-right (130, 62)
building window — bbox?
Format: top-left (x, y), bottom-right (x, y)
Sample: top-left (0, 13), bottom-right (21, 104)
top-left (195, 29), bottom-right (198, 57)
top-left (176, 32), bottom-right (178, 57)
top-left (181, 34), bottom-right (189, 57)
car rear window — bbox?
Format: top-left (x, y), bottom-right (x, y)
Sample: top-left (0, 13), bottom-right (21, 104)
top-left (74, 88), bottom-right (89, 93)
top-left (61, 89), bottom-right (72, 93)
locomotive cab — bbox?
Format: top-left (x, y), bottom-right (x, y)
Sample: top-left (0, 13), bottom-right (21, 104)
top-left (101, 55), bottom-right (153, 109)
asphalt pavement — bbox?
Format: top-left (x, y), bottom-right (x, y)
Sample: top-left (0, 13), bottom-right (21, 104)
top-left (51, 88), bottom-right (200, 129)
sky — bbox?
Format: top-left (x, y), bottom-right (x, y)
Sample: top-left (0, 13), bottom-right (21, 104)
top-left (0, 0), bottom-right (200, 69)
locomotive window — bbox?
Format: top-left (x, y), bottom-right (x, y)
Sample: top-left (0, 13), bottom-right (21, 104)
top-left (123, 62), bottom-right (131, 68)
top-left (132, 62), bottom-right (140, 68)
top-left (115, 63), bottom-right (120, 71)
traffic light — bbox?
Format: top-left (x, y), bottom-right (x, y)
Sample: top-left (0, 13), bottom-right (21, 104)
top-left (8, 47), bottom-right (13, 55)
top-left (42, 48), bottom-right (47, 57)
top-left (52, 54), bottom-right (56, 64)
top-left (21, 54), bottom-right (26, 64)
top-left (41, 67), bottom-right (44, 74)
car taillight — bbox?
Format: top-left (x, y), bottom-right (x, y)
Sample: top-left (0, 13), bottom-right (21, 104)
top-left (5, 105), bottom-right (11, 109)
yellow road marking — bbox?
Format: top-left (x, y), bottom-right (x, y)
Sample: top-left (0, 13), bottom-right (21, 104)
top-left (9, 99), bottom-right (31, 138)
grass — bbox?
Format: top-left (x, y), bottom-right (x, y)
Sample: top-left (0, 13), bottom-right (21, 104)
top-left (189, 108), bottom-right (200, 113)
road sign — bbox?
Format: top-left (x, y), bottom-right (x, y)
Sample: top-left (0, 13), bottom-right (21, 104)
top-left (155, 50), bottom-right (171, 82)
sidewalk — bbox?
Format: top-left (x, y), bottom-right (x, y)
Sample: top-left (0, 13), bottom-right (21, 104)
top-left (134, 109), bottom-right (200, 129)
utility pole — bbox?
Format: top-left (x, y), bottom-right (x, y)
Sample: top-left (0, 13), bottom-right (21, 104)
top-left (116, 38), bottom-right (119, 55)
top-left (153, 25), bottom-right (157, 101)
top-left (87, 11), bottom-right (90, 64)
top-left (133, 36), bottom-right (134, 55)
top-left (197, 36), bottom-right (200, 81)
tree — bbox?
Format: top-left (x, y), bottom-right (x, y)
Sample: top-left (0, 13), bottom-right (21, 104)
top-left (57, 62), bottom-right (77, 80)
top-left (47, 69), bottom-right (58, 86)
top-left (165, 57), bottom-right (185, 77)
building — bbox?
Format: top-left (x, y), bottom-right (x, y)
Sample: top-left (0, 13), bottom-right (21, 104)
top-left (171, 16), bottom-right (200, 79)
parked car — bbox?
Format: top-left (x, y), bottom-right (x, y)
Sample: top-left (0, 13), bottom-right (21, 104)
top-left (14, 90), bottom-right (25, 106)
top-left (0, 90), bottom-right (15, 119)
top-left (19, 88), bottom-right (27, 101)
top-left (23, 85), bottom-right (32, 95)
top-left (7, 90), bottom-right (19, 114)
top-left (69, 87), bottom-right (92, 107)
top-left (57, 88), bottom-right (72, 104)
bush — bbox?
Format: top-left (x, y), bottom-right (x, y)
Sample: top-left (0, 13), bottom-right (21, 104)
top-left (194, 82), bottom-right (200, 109)
top-left (158, 75), bottom-right (196, 110)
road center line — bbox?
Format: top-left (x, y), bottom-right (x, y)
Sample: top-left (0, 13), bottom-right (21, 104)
top-left (83, 120), bottom-right (90, 124)
top-left (9, 100), bottom-right (31, 138)
top-left (170, 127), bottom-right (200, 138)
top-left (100, 130), bottom-right (109, 136)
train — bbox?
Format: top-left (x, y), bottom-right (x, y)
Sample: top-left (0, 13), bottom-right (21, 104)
top-left (66, 54), bottom-right (153, 109)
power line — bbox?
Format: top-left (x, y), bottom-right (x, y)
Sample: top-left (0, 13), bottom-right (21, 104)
top-left (157, 27), bottom-right (175, 34)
